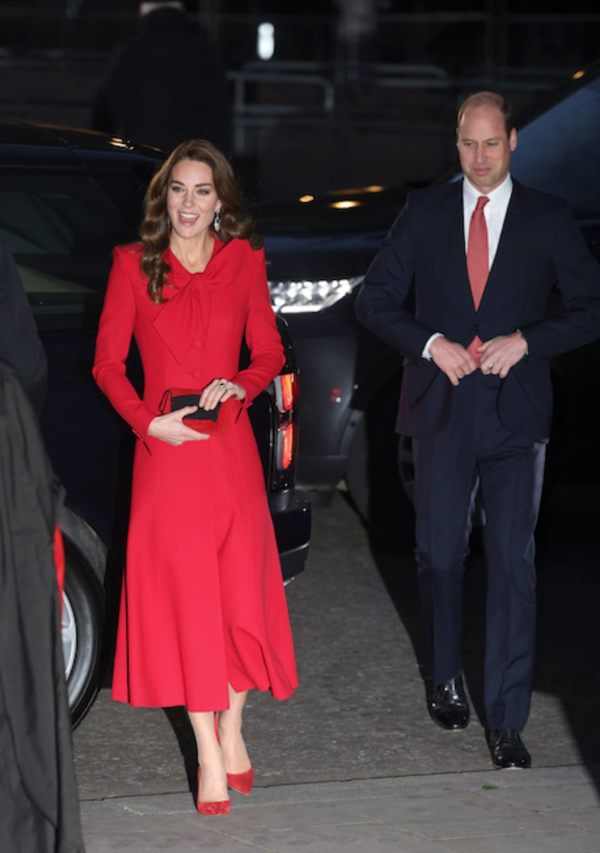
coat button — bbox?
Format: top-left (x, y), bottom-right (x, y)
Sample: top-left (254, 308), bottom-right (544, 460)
top-left (192, 339), bottom-right (202, 348)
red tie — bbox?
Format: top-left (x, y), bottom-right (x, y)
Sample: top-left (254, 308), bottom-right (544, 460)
top-left (466, 195), bottom-right (490, 363)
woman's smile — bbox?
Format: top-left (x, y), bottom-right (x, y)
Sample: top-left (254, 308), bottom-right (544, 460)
top-left (167, 159), bottom-right (221, 240)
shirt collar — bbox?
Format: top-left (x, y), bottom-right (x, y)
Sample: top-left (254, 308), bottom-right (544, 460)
top-left (463, 173), bottom-right (512, 208)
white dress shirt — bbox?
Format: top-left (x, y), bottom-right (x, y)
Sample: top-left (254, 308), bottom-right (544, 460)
top-left (422, 174), bottom-right (514, 359)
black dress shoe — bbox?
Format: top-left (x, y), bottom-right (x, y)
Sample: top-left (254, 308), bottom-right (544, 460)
top-left (487, 728), bottom-right (531, 769)
top-left (428, 674), bottom-right (470, 730)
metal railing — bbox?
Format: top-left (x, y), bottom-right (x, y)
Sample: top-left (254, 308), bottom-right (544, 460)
top-left (0, 51), bottom-right (578, 156)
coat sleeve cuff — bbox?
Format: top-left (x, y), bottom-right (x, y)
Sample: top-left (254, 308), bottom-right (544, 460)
top-left (131, 406), bottom-right (156, 439)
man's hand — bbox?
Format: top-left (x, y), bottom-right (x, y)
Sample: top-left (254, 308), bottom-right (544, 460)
top-left (478, 332), bottom-right (528, 379)
top-left (429, 337), bottom-right (478, 386)
top-left (147, 407), bottom-right (210, 446)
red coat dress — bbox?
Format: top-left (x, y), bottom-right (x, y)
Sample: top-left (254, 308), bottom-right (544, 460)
top-left (93, 237), bottom-right (298, 711)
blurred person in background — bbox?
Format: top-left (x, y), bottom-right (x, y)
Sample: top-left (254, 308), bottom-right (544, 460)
top-left (334, 0), bottom-right (379, 95)
top-left (91, 1), bottom-right (231, 155)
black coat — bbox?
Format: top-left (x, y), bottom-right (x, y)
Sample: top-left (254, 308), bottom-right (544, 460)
top-left (91, 7), bottom-right (231, 155)
top-left (0, 364), bottom-right (84, 853)
top-left (0, 239), bottom-right (47, 416)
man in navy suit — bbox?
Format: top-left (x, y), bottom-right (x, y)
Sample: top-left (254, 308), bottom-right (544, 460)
top-left (355, 91), bottom-right (600, 768)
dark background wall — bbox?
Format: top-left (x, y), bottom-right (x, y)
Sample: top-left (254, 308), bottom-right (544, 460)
top-left (1, 2), bottom-right (599, 198)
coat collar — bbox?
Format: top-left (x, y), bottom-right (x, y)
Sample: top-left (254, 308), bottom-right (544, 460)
top-left (165, 236), bottom-right (227, 287)
top-left (152, 237), bottom-right (243, 364)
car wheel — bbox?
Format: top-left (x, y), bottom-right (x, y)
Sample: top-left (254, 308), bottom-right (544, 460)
top-left (344, 412), bottom-right (370, 518)
top-left (397, 433), bottom-right (415, 505)
top-left (346, 393), bottom-right (415, 545)
top-left (62, 542), bottom-right (105, 729)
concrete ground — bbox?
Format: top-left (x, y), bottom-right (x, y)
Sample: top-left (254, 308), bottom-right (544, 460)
top-left (74, 493), bottom-right (600, 851)
top-left (80, 766), bottom-right (600, 853)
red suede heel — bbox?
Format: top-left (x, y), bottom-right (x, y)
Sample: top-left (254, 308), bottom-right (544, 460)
top-left (215, 714), bottom-right (254, 797)
top-left (215, 714), bottom-right (254, 795)
top-left (227, 766), bottom-right (254, 796)
top-left (196, 768), bottom-right (230, 816)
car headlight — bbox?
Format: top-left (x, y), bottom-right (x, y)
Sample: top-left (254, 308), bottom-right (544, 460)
top-left (268, 276), bottom-right (364, 313)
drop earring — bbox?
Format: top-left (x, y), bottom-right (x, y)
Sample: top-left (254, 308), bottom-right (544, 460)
top-left (213, 209), bottom-right (221, 232)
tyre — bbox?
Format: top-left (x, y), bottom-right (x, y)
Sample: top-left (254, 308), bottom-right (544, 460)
top-left (397, 433), bottom-right (415, 505)
top-left (346, 392), bottom-right (415, 545)
top-left (61, 542), bottom-right (105, 728)
top-left (344, 412), bottom-right (370, 519)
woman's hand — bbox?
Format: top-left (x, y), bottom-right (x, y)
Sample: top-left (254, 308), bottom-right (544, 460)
top-left (200, 378), bottom-right (246, 410)
top-left (147, 407), bottom-right (210, 446)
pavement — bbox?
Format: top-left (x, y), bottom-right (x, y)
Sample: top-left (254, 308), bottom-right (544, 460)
top-left (80, 765), bottom-right (600, 853)
top-left (74, 493), bottom-right (600, 851)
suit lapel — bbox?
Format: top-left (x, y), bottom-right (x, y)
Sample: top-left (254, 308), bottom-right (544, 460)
top-left (440, 181), bottom-right (474, 313)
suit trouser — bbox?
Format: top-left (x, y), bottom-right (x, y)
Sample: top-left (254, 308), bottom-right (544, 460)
top-left (412, 371), bottom-right (546, 731)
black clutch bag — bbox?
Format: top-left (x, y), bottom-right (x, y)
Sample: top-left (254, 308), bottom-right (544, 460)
top-left (158, 388), bottom-right (240, 436)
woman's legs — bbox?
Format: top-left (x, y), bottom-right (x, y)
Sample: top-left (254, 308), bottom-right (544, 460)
top-left (188, 711), bottom-right (228, 803)
top-left (188, 684), bottom-right (251, 803)
top-left (216, 684), bottom-right (252, 773)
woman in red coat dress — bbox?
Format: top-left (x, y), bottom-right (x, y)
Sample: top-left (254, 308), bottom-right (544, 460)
top-left (93, 139), bottom-right (298, 815)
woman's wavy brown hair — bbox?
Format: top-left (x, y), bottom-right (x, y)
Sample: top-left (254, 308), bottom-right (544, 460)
top-left (140, 138), bottom-right (261, 302)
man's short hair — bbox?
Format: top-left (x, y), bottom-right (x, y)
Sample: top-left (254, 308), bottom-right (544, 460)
top-left (457, 91), bottom-right (514, 136)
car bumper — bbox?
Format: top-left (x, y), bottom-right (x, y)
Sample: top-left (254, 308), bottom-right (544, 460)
top-left (297, 453), bottom-right (348, 489)
top-left (271, 494), bottom-right (311, 582)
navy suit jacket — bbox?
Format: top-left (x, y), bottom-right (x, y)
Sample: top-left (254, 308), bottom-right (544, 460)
top-left (355, 179), bottom-right (600, 441)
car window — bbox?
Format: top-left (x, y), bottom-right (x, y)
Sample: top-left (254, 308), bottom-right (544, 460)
top-left (511, 75), bottom-right (600, 218)
top-left (79, 155), bottom-right (158, 241)
top-left (0, 162), bottom-right (154, 329)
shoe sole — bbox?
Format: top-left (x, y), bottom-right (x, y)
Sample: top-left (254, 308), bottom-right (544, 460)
top-left (492, 762), bottom-right (531, 770)
top-left (428, 707), bottom-right (470, 730)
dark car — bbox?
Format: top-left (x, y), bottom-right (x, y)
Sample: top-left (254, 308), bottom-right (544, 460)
top-left (259, 63), bottom-right (600, 518)
top-left (0, 122), bottom-right (310, 727)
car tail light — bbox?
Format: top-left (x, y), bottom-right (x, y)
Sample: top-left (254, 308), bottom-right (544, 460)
top-left (279, 373), bottom-right (295, 412)
top-left (279, 423), bottom-right (295, 469)
top-left (273, 371), bottom-right (296, 413)
top-left (271, 370), bottom-right (299, 487)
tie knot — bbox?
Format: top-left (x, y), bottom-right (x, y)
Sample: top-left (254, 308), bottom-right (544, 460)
top-left (475, 195), bottom-right (489, 211)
